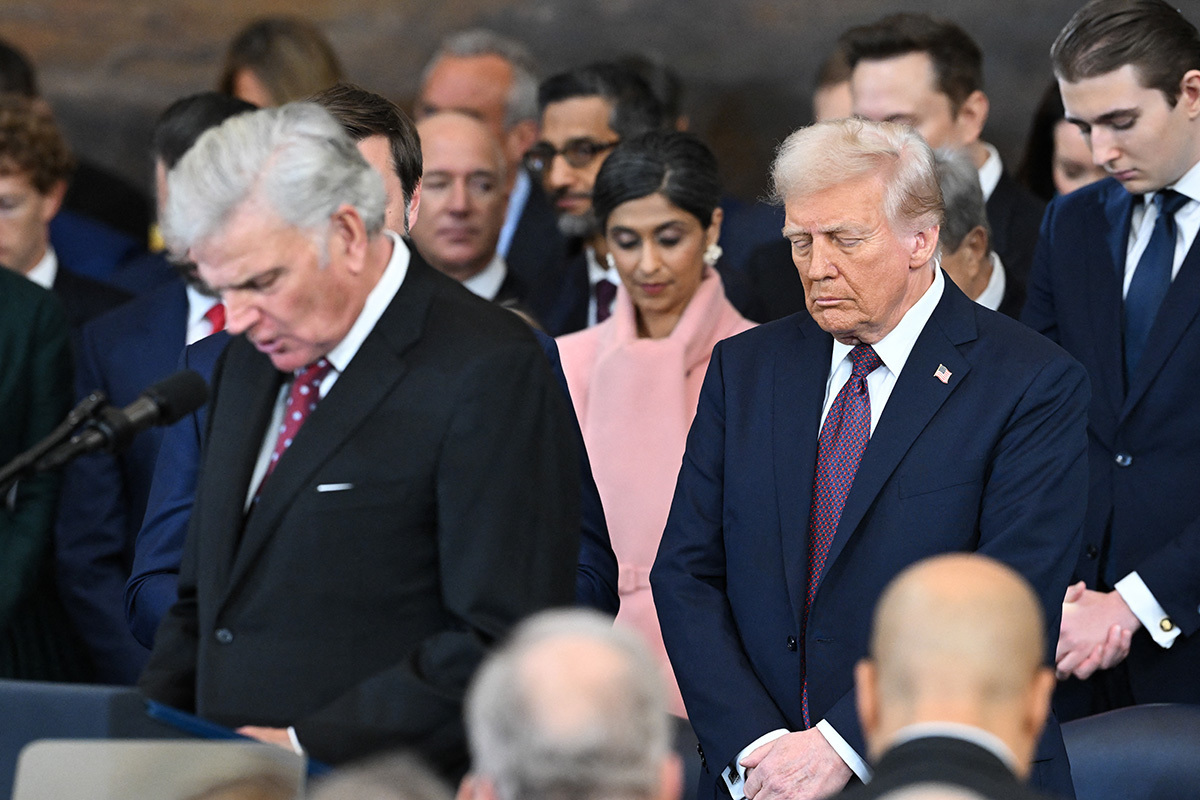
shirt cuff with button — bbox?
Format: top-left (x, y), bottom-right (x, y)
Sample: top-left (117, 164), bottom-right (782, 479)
top-left (816, 720), bottom-right (872, 782)
top-left (1115, 572), bottom-right (1181, 648)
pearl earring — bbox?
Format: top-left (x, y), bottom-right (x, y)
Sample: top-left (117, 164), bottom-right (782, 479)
top-left (606, 252), bottom-right (617, 270)
top-left (703, 242), bottom-right (724, 267)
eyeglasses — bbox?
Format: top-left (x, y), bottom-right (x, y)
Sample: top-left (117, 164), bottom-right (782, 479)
top-left (523, 138), bottom-right (620, 172)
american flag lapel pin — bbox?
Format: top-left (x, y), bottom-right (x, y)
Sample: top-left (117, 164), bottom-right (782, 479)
top-left (934, 364), bottom-right (952, 384)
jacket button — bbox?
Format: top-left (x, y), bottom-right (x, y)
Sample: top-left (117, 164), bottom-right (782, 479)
top-left (786, 636), bottom-right (798, 651)
top-left (215, 628), bottom-right (234, 644)
top-left (1114, 452), bottom-right (1133, 467)
top-left (1085, 544), bottom-right (1099, 559)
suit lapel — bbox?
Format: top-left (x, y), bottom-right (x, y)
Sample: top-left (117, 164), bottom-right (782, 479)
top-left (1092, 184), bottom-right (1135, 415)
top-left (1123, 232), bottom-right (1200, 416)
top-left (774, 315), bottom-right (830, 622)
top-left (222, 255), bottom-right (435, 597)
top-left (820, 279), bottom-right (975, 580)
top-left (202, 339), bottom-right (284, 594)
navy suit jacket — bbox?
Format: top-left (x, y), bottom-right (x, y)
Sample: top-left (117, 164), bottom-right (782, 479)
top-left (55, 278), bottom-right (189, 683)
top-left (1023, 177), bottom-right (1200, 706)
top-left (125, 330), bottom-right (228, 650)
top-left (125, 321), bottom-right (620, 651)
top-left (651, 276), bottom-right (1087, 799)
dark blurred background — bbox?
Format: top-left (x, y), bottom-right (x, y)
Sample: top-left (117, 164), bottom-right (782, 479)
top-left (0, 0), bottom-right (1084, 204)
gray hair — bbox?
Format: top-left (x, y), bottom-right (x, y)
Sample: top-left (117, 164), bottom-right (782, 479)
top-left (770, 117), bottom-right (943, 236)
top-left (933, 148), bottom-right (990, 253)
top-left (307, 753), bottom-right (453, 800)
top-left (163, 101), bottom-right (385, 258)
top-left (465, 610), bottom-right (670, 800)
top-left (422, 29), bottom-right (539, 129)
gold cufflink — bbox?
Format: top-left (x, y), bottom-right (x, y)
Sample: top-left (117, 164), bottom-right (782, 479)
top-left (1160, 618), bottom-right (1176, 632)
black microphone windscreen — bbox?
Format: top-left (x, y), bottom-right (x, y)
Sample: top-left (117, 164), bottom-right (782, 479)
top-left (141, 370), bottom-right (210, 425)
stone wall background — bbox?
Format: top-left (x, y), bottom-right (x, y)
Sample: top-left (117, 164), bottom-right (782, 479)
top-left (1, 0), bottom-right (1092, 203)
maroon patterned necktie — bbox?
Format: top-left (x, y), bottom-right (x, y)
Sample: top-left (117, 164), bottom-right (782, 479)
top-left (595, 278), bottom-right (617, 322)
top-left (256, 358), bottom-right (333, 496)
top-left (802, 344), bottom-right (882, 726)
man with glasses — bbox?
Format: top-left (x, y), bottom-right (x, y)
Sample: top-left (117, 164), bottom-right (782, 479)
top-left (523, 62), bottom-right (664, 335)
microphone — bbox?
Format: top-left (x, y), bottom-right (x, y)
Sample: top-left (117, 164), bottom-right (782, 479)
top-left (37, 370), bottom-right (210, 470)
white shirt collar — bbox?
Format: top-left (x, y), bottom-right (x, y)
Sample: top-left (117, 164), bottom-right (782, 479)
top-left (973, 251), bottom-right (1007, 312)
top-left (977, 142), bottom-right (1003, 201)
top-left (887, 721), bottom-right (1020, 774)
top-left (460, 252), bottom-right (508, 301)
top-left (321, 230), bottom-right (410, 375)
top-left (585, 245), bottom-right (620, 287)
top-left (830, 267), bottom-right (945, 380)
top-left (25, 246), bottom-right (57, 290)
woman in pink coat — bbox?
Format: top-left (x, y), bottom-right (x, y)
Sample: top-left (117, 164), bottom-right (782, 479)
top-left (557, 131), bottom-right (755, 718)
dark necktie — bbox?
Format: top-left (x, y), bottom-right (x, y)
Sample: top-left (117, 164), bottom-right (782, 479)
top-left (1125, 189), bottom-right (1189, 382)
top-left (257, 358), bottom-right (332, 495)
top-left (802, 344), bottom-right (882, 727)
top-left (595, 278), bottom-right (617, 323)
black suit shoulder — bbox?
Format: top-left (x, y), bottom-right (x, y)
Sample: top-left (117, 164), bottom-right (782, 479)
top-left (840, 737), bottom-right (1053, 800)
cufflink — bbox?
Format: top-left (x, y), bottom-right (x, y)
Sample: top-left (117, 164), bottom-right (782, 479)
top-left (1160, 618), bottom-right (1176, 632)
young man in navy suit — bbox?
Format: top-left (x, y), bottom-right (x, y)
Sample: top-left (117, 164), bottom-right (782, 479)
top-left (652, 118), bottom-right (1087, 800)
top-left (1024, 0), bottom-right (1200, 717)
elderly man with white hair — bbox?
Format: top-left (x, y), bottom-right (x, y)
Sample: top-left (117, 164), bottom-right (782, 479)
top-left (138, 102), bottom-right (580, 775)
top-left (459, 609), bottom-right (682, 800)
top-left (651, 118), bottom-right (1088, 800)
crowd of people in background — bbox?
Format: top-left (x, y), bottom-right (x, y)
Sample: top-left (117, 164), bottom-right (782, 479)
top-left (1, 1), bottom-right (1199, 799)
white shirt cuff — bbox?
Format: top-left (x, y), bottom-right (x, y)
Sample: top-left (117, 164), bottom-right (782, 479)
top-left (286, 726), bottom-right (306, 755)
top-left (816, 720), bottom-right (872, 783)
top-left (1115, 572), bottom-right (1181, 648)
top-left (721, 729), bottom-right (789, 799)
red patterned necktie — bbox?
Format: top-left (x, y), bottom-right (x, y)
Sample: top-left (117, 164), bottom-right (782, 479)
top-left (595, 278), bottom-right (617, 322)
top-left (204, 302), bottom-right (226, 334)
top-left (256, 358), bottom-right (333, 495)
top-left (801, 344), bottom-right (882, 727)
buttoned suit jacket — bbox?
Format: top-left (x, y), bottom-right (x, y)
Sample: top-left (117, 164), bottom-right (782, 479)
top-left (1023, 176), bottom-right (1200, 706)
top-left (138, 253), bottom-right (581, 774)
top-left (56, 278), bottom-right (190, 684)
top-left (839, 737), bottom-right (1053, 800)
top-left (651, 276), bottom-right (1086, 799)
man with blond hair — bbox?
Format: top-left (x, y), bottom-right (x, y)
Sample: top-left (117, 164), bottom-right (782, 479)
top-left (652, 117), bottom-right (1086, 800)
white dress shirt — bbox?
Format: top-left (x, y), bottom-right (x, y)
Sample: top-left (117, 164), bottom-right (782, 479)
top-left (585, 245), bottom-right (621, 326)
top-left (185, 285), bottom-right (224, 345)
top-left (24, 247), bottom-right (57, 289)
top-left (973, 252), bottom-right (1007, 313)
top-left (724, 269), bottom-right (947, 798)
top-left (977, 143), bottom-right (1003, 202)
top-left (497, 168), bottom-right (531, 259)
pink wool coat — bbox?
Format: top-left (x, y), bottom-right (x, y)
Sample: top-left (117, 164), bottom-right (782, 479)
top-left (557, 268), bottom-right (755, 717)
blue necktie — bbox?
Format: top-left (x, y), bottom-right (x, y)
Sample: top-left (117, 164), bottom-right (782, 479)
top-left (1125, 189), bottom-right (1189, 383)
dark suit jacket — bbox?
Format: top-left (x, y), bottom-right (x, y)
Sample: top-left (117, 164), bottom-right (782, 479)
top-left (1023, 176), bottom-right (1200, 707)
top-left (55, 279), bottom-right (190, 684)
top-left (125, 331), bottom-right (228, 649)
top-left (988, 172), bottom-right (1047, 315)
top-left (124, 328), bottom-right (620, 651)
top-left (0, 269), bottom-right (89, 681)
top-left (840, 736), bottom-right (1054, 800)
top-left (651, 276), bottom-right (1086, 799)
top-left (504, 171), bottom-right (566, 295)
top-left (138, 252), bottom-right (581, 772)
top-left (531, 249), bottom-right (590, 337)
top-left (52, 263), bottom-right (132, 330)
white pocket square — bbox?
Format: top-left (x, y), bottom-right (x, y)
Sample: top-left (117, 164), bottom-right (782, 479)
top-left (316, 482), bottom-right (354, 493)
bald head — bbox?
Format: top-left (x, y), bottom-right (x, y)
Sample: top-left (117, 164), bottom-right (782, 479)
top-left (464, 610), bottom-right (679, 800)
top-left (856, 554), bottom-right (1055, 776)
top-left (411, 112), bottom-right (509, 281)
